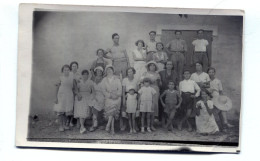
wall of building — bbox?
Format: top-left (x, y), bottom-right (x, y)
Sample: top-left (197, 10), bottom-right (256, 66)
top-left (30, 11), bottom-right (242, 120)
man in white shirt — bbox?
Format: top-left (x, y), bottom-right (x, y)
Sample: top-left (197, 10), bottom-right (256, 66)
top-left (178, 69), bottom-right (201, 131)
top-left (192, 29), bottom-right (210, 72)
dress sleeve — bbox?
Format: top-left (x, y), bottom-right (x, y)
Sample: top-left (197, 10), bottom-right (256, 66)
top-left (192, 40), bottom-right (196, 46)
top-left (164, 52), bottom-right (168, 60)
top-left (218, 79), bottom-right (223, 91)
top-left (122, 78), bottom-right (126, 87)
top-left (179, 81), bottom-right (182, 91)
top-left (207, 100), bottom-right (214, 109)
top-left (151, 88), bottom-right (156, 95)
top-left (205, 40), bottom-right (209, 46)
top-left (101, 78), bottom-right (110, 98)
top-left (206, 73), bottom-right (211, 82)
top-left (138, 88), bottom-right (143, 94)
top-left (182, 40), bottom-right (188, 52)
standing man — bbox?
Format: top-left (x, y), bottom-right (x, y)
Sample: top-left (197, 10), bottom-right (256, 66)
top-left (146, 31), bottom-right (157, 62)
top-left (165, 30), bottom-right (187, 81)
top-left (105, 33), bottom-right (130, 80)
top-left (192, 29), bottom-right (210, 72)
top-left (105, 33), bottom-right (130, 131)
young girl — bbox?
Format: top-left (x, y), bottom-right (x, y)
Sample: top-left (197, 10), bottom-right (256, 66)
top-left (54, 64), bottom-right (75, 132)
top-left (138, 78), bottom-right (156, 133)
top-left (208, 67), bottom-right (233, 131)
top-left (153, 42), bottom-right (168, 72)
top-left (160, 81), bottom-right (182, 132)
top-left (74, 70), bottom-right (95, 134)
top-left (126, 86), bottom-right (138, 134)
top-left (195, 90), bottom-right (219, 135)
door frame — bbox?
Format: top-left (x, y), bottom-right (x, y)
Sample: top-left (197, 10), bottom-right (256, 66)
top-left (155, 24), bottom-right (218, 66)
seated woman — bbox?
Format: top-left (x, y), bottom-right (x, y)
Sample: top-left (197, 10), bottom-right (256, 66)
top-left (101, 65), bottom-right (122, 135)
top-left (190, 62), bottom-right (210, 90)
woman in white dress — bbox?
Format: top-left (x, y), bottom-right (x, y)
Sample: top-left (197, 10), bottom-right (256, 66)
top-left (132, 40), bottom-right (147, 80)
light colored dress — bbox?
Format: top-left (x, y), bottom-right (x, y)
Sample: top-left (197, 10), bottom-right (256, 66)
top-left (195, 100), bottom-right (219, 134)
top-left (138, 86), bottom-right (156, 112)
top-left (132, 49), bottom-right (147, 80)
top-left (54, 74), bottom-right (74, 115)
top-left (102, 76), bottom-right (122, 120)
top-left (153, 51), bottom-right (168, 72)
top-left (122, 76), bottom-right (139, 92)
top-left (92, 76), bottom-right (105, 111)
top-left (74, 79), bottom-right (94, 119)
top-left (140, 71), bottom-right (161, 116)
top-left (126, 93), bottom-right (138, 113)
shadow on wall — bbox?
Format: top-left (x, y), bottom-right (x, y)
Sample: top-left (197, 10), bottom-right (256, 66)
top-left (30, 11), bottom-right (242, 120)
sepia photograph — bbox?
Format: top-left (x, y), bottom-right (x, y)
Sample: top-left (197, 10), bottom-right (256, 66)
top-left (16, 4), bottom-right (243, 153)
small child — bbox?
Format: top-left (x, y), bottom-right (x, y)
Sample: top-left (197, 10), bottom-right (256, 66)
top-left (126, 86), bottom-right (138, 134)
top-left (138, 78), bottom-right (156, 133)
top-left (178, 69), bottom-right (201, 132)
top-left (54, 64), bottom-right (75, 132)
top-left (208, 67), bottom-right (233, 131)
top-left (160, 81), bottom-right (182, 132)
top-left (74, 70), bottom-right (95, 134)
top-left (195, 90), bottom-right (219, 135)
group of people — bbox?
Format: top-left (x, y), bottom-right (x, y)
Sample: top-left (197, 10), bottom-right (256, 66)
top-left (53, 30), bottom-right (233, 136)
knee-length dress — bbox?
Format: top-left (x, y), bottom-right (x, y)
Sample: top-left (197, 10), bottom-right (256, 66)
top-left (54, 74), bottom-right (74, 115)
top-left (140, 71), bottom-right (161, 116)
top-left (102, 76), bottom-right (122, 120)
top-left (132, 49), bottom-right (147, 80)
top-left (138, 86), bottom-right (156, 113)
top-left (195, 100), bottom-right (219, 134)
top-left (74, 79), bottom-right (94, 119)
top-left (126, 93), bottom-right (138, 113)
top-left (92, 76), bottom-right (105, 111)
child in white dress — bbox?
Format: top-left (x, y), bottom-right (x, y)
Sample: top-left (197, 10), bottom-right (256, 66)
top-left (138, 78), bottom-right (156, 133)
top-left (126, 86), bottom-right (138, 134)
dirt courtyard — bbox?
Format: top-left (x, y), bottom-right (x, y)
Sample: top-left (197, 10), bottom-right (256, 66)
top-left (27, 113), bottom-right (239, 147)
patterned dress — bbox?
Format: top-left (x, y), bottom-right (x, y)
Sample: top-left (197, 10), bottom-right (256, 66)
top-left (74, 79), bottom-right (94, 119)
top-left (92, 76), bottom-right (105, 111)
top-left (102, 76), bottom-right (122, 120)
top-left (54, 74), bottom-right (74, 115)
top-left (153, 51), bottom-right (168, 72)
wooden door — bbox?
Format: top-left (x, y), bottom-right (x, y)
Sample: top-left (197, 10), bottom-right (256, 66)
top-left (161, 30), bottom-right (213, 72)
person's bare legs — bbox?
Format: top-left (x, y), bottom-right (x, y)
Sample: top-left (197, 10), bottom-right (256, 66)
top-left (132, 114), bottom-right (136, 133)
top-left (168, 110), bottom-right (176, 132)
top-left (111, 117), bottom-right (115, 135)
top-left (79, 118), bottom-right (86, 133)
top-left (128, 113), bottom-right (133, 133)
top-left (147, 113), bottom-right (151, 132)
top-left (58, 114), bottom-right (65, 132)
top-left (106, 116), bottom-right (113, 132)
top-left (178, 109), bottom-right (192, 131)
top-left (151, 113), bottom-right (156, 131)
top-left (141, 112), bottom-right (145, 133)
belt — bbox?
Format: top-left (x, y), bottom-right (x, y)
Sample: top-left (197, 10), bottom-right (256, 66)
top-left (194, 51), bottom-right (207, 53)
top-left (113, 57), bottom-right (127, 62)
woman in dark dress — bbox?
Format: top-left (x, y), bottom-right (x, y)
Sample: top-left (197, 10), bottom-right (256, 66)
top-left (159, 60), bottom-right (179, 127)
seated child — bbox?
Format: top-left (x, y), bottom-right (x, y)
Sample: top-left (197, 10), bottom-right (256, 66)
top-left (195, 89), bottom-right (219, 135)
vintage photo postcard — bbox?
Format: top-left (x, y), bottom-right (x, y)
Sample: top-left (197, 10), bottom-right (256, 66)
top-left (16, 4), bottom-right (243, 153)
